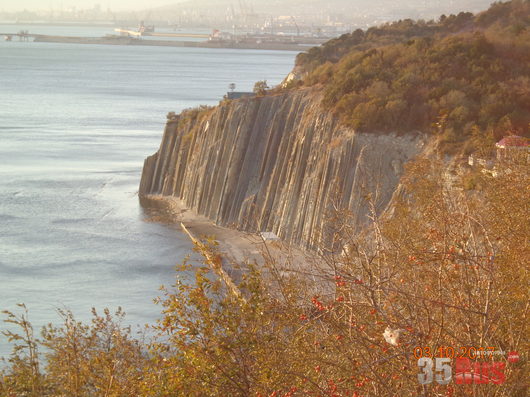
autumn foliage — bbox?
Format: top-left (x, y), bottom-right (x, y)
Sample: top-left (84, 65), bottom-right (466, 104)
top-left (1, 1), bottom-right (529, 396)
top-left (295, 0), bottom-right (530, 153)
top-left (1, 156), bottom-right (528, 396)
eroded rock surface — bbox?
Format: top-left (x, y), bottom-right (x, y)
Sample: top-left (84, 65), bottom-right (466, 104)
top-left (140, 89), bottom-right (424, 249)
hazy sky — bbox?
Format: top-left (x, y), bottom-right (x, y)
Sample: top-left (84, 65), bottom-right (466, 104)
top-left (0, 1), bottom-right (183, 11)
top-left (1, 0), bottom-right (496, 13)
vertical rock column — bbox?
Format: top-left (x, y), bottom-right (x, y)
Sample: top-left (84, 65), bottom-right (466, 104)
top-left (140, 90), bottom-right (423, 249)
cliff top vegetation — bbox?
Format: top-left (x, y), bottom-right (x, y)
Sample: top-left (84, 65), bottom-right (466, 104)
top-left (291, 0), bottom-right (530, 154)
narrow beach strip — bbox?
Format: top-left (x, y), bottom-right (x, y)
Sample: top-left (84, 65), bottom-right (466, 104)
top-left (180, 222), bottom-right (245, 302)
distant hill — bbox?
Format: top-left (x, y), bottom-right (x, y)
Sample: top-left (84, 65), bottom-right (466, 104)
top-left (148, 0), bottom-right (496, 26)
top-left (153, 0), bottom-right (494, 15)
top-left (291, 0), bottom-right (530, 154)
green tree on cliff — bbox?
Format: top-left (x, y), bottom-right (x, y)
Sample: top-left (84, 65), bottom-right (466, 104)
top-left (253, 80), bottom-right (269, 96)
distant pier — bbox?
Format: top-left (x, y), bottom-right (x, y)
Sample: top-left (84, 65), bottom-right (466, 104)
top-left (113, 28), bottom-right (210, 39)
top-left (2, 30), bottom-right (33, 41)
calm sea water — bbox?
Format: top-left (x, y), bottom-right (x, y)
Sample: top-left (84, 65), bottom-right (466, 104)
top-left (0, 25), bottom-right (297, 357)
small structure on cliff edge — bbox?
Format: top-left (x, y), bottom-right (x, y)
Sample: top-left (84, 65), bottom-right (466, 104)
top-left (226, 82), bottom-right (256, 100)
top-left (226, 91), bottom-right (255, 100)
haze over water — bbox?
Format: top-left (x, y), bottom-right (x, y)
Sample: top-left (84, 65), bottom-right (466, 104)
top-left (0, 25), bottom-right (296, 357)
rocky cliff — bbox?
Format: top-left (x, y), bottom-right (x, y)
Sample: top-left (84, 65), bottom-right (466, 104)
top-left (140, 89), bottom-right (425, 249)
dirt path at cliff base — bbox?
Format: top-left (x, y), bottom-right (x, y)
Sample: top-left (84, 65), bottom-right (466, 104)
top-left (140, 195), bottom-right (322, 285)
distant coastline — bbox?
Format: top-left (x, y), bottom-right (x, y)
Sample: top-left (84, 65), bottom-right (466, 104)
top-left (11, 34), bottom-right (309, 51)
top-left (0, 21), bottom-right (115, 27)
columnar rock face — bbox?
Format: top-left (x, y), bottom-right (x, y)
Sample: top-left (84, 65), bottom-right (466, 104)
top-left (140, 89), bottom-right (424, 249)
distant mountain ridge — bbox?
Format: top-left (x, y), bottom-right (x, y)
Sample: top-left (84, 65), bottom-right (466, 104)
top-left (148, 0), bottom-right (495, 22)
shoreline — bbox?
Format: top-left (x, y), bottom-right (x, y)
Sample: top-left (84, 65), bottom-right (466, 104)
top-left (141, 195), bottom-right (267, 265)
top-left (19, 34), bottom-right (309, 51)
top-left (141, 194), bottom-right (319, 283)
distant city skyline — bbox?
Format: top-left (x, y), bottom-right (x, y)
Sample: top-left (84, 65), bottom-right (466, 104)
top-left (0, 0), bottom-right (496, 29)
top-left (0, 1), bottom-right (184, 12)
top-left (0, 0), bottom-right (496, 14)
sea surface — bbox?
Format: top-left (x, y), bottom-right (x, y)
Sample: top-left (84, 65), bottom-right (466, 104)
top-left (0, 24), bottom-right (297, 357)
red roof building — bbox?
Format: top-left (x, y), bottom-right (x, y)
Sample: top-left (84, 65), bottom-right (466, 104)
top-left (495, 135), bottom-right (529, 148)
top-left (495, 135), bottom-right (529, 162)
